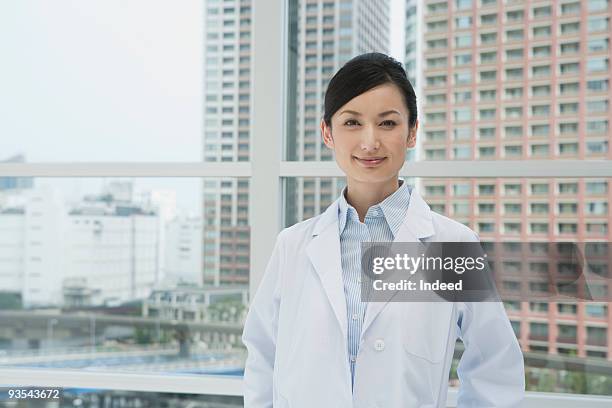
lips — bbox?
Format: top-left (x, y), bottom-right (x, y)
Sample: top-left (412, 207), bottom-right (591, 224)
top-left (353, 156), bottom-right (387, 167)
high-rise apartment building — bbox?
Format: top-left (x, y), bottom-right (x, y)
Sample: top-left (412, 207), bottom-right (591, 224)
top-left (415, 0), bottom-right (612, 360)
top-left (203, 0), bottom-right (391, 285)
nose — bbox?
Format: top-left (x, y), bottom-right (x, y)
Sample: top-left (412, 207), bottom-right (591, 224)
top-left (360, 125), bottom-right (380, 152)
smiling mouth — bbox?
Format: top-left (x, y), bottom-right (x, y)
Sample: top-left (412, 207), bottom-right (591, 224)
top-left (353, 156), bottom-right (387, 166)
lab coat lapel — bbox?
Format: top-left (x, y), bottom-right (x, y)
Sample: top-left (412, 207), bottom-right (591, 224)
top-left (306, 199), bottom-right (348, 341)
top-left (361, 189), bottom-right (435, 336)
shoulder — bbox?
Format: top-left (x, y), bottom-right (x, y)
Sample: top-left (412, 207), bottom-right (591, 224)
top-left (275, 214), bottom-right (323, 247)
top-left (429, 211), bottom-right (480, 242)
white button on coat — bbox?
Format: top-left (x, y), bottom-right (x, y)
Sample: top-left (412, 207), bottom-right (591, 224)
top-left (374, 339), bottom-right (385, 351)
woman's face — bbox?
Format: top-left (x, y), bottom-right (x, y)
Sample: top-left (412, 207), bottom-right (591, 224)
top-left (321, 83), bottom-right (418, 185)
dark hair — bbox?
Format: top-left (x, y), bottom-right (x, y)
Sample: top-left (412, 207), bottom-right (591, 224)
top-left (323, 52), bottom-right (417, 128)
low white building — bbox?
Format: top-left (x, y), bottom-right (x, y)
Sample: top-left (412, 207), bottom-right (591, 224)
top-left (0, 184), bottom-right (161, 308)
top-left (164, 216), bottom-right (203, 285)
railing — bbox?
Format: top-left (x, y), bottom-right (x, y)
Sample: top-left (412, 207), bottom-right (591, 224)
top-left (1, 369), bottom-right (611, 407)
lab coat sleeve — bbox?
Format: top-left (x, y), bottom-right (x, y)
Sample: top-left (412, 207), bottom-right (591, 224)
top-left (456, 232), bottom-right (525, 408)
top-left (242, 232), bottom-right (285, 408)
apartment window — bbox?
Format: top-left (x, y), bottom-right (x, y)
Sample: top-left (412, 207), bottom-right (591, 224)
top-left (455, 16), bottom-right (473, 29)
top-left (587, 57), bottom-right (609, 73)
top-left (480, 70), bottom-right (497, 81)
top-left (560, 21), bottom-right (580, 35)
top-left (588, 38), bottom-right (609, 52)
top-left (425, 148), bottom-right (446, 160)
top-left (478, 203), bottom-right (495, 214)
top-left (479, 184), bottom-right (496, 195)
top-left (559, 82), bottom-right (580, 95)
top-left (454, 127), bottom-right (473, 140)
top-left (532, 85), bottom-right (551, 96)
top-left (425, 130), bottom-right (447, 142)
top-left (427, 56), bottom-right (448, 69)
top-left (455, 53), bottom-right (472, 65)
top-left (531, 144), bottom-right (549, 156)
top-left (454, 108), bottom-right (472, 122)
top-left (427, 75), bottom-right (447, 86)
top-left (559, 142), bottom-right (579, 155)
top-left (456, 0), bottom-right (473, 9)
top-left (478, 222), bottom-right (495, 233)
top-left (588, 0), bottom-right (609, 12)
top-left (479, 108), bottom-right (496, 120)
top-left (531, 105), bottom-right (550, 116)
top-left (506, 49), bottom-right (523, 61)
top-left (559, 122), bottom-right (579, 135)
top-left (455, 34), bottom-right (473, 48)
top-left (587, 119), bottom-right (609, 134)
top-left (426, 93), bottom-right (447, 104)
top-left (428, 1), bottom-right (448, 13)
top-left (504, 222), bottom-right (521, 233)
top-left (586, 201), bottom-right (609, 215)
top-left (505, 203), bottom-right (522, 214)
top-left (531, 203), bottom-right (549, 214)
top-left (533, 5), bottom-right (552, 18)
top-left (481, 51), bottom-right (497, 63)
top-left (531, 183), bottom-right (549, 194)
top-left (479, 127), bottom-right (496, 139)
top-left (427, 19), bottom-right (448, 32)
top-left (531, 124), bottom-right (550, 137)
top-left (559, 102), bottom-right (579, 114)
top-left (532, 66), bottom-right (553, 80)
top-left (586, 141), bottom-right (608, 154)
top-left (586, 181), bottom-right (608, 194)
top-left (586, 304), bottom-right (608, 318)
top-left (427, 38), bottom-right (448, 50)
top-left (558, 202), bottom-right (578, 214)
top-left (587, 79), bottom-right (609, 92)
top-left (454, 184), bottom-right (471, 196)
top-left (455, 91), bottom-right (472, 102)
top-left (533, 25), bottom-right (551, 38)
top-left (561, 2), bottom-right (581, 15)
top-left (479, 146), bottom-right (496, 158)
top-left (505, 107), bottom-right (523, 118)
top-left (533, 45), bottom-right (551, 58)
top-left (425, 185), bottom-right (446, 196)
top-left (506, 29), bottom-right (524, 41)
top-left (453, 146), bottom-right (472, 159)
top-left (506, 10), bottom-right (524, 23)
top-left (588, 16), bottom-right (610, 32)
top-left (505, 125), bottom-right (523, 138)
top-left (558, 223), bottom-right (578, 234)
top-left (481, 13), bottom-right (497, 25)
top-left (455, 71), bottom-right (472, 85)
top-left (560, 42), bottom-right (580, 55)
top-left (560, 62), bottom-right (580, 75)
top-left (559, 182), bottom-right (579, 194)
top-left (479, 89), bottom-right (497, 101)
top-left (480, 32), bottom-right (497, 44)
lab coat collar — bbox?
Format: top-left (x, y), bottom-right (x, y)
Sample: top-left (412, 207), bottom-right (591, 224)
top-left (306, 186), bottom-right (435, 342)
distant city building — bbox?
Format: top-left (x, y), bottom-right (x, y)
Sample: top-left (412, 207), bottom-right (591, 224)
top-left (143, 285), bottom-right (248, 323)
top-left (0, 154), bottom-right (33, 192)
top-left (0, 184), bottom-right (161, 308)
top-left (164, 216), bottom-right (203, 285)
top-left (413, 0), bottom-right (612, 360)
top-left (202, 0), bottom-right (391, 286)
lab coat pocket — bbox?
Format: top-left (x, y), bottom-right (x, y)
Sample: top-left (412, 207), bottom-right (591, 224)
top-left (401, 302), bottom-right (453, 364)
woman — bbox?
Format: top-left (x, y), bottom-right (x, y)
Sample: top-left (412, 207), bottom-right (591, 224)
top-left (242, 53), bottom-right (524, 407)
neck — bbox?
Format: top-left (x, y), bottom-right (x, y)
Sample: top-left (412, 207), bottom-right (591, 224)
top-left (345, 176), bottom-right (401, 222)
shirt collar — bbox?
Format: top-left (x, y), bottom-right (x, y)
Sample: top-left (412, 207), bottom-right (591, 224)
top-left (337, 178), bottom-right (412, 238)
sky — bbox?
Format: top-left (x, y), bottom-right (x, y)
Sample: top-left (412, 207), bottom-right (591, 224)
top-left (0, 0), bottom-right (404, 214)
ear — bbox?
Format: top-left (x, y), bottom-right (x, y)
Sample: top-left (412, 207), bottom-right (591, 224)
top-left (406, 119), bottom-right (418, 149)
top-left (321, 118), bottom-right (334, 149)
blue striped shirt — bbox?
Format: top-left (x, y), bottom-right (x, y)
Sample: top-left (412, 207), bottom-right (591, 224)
top-left (337, 178), bottom-right (412, 389)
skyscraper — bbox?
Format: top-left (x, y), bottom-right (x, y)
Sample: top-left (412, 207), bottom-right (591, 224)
top-left (414, 0), bottom-right (612, 360)
top-left (203, 0), bottom-right (391, 286)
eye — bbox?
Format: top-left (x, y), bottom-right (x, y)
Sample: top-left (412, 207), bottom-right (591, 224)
top-left (380, 120), bottom-right (397, 127)
top-left (344, 119), bottom-right (360, 127)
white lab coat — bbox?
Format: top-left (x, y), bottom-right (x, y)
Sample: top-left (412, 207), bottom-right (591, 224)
top-left (242, 188), bottom-right (525, 407)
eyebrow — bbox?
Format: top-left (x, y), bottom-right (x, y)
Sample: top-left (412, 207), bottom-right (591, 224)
top-left (339, 109), bottom-right (401, 117)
